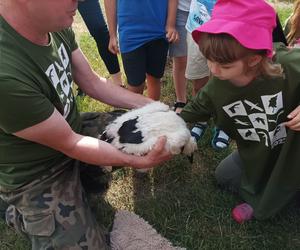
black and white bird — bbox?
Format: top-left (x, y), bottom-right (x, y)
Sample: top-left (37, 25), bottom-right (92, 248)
top-left (102, 102), bottom-right (197, 160)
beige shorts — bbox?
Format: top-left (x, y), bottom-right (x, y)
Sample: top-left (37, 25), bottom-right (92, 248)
top-left (185, 32), bottom-right (210, 80)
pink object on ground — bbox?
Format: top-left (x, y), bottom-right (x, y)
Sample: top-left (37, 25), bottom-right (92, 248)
top-left (232, 203), bottom-right (254, 223)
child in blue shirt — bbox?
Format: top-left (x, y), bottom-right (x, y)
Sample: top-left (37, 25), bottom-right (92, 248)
top-left (104, 0), bottom-right (178, 100)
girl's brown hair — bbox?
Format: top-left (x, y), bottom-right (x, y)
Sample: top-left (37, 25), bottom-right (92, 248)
top-left (198, 33), bottom-right (283, 78)
top-left (286, 0), bottom-right (300, 46)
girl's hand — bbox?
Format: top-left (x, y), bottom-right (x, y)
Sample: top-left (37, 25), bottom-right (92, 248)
top-left (285, 105), bottom-right (300, 131)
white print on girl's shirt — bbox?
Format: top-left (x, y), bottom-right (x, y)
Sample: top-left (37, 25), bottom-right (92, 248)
top-left (223, 92), bottom-right (286, 148)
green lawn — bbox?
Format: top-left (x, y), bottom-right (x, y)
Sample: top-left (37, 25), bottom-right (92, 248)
top-left (1, 4), bottom-right (299, 250)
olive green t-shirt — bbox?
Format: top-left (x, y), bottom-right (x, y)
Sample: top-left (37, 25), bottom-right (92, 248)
top-left (181, 44), bottom-right (300, 219)
top-left (0, 16), bottom-right (81, 190)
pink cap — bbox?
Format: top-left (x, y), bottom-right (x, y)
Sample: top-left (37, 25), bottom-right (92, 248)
top-left (192, 0), bottom-right (276, 58)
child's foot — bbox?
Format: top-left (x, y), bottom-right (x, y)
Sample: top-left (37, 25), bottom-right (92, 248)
top-left (191, 122), bottom-right (207, 142)
top-left (232, 203), bottom-right (254, 223)
top-left (211, 128), bottom-right (230, 150)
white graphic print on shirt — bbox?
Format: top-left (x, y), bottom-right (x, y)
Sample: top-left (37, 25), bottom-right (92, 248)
top-left (45, 43), bottom-right (74, 118)
top-left (223, 92), bottom-right (286, 148)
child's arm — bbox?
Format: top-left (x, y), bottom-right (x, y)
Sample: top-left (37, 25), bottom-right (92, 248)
top-left (166, 0), bottom-right (179, 43)
top-left (179, 90), bottom-right (213, 124)
top-left (285, 105), bottom-right (300, 131)
top-left (104, 0), bottom-right (119, 54)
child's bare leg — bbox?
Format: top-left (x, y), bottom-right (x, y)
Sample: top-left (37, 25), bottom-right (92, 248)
top-left (111, 71), bottom-right (123, 86)
top-left (173, 56), bottom-right (188, 106)
top-left (146, 74), bottom-right (161, 101)
top-left (127, 82), bottom-right (145, 95)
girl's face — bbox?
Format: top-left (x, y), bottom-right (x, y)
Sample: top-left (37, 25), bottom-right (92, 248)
top-left (207, 56), bottom-right (260, 87)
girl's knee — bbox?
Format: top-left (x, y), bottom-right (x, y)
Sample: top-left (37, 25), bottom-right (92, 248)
top-left (215, 152), bottom-right (242, 191)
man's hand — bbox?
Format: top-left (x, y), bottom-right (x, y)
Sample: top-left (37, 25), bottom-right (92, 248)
top-left (133, 136), bottom-right (173, 169)
top-left (285, 105), bottom-right (300, 131)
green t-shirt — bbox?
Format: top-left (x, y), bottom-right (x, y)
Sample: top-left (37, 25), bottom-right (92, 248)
top-left (181, 43), bottom-right (300, 219)
top-left (0, 16), bottom-right (81, 190)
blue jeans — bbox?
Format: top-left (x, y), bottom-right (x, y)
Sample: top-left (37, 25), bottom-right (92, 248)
top-left (78, 0), bottom-right (120, 74)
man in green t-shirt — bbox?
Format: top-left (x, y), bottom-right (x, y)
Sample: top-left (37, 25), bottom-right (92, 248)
top-left (0, 0), bottom-right (172, 249)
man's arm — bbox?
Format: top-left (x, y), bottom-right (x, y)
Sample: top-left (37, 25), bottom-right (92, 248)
top-left (14, 109), bottom-right (172, 169)
top-left (71, 48), bottom-right (152, 109)
top-left (104, 0), bottom-right (119, 54)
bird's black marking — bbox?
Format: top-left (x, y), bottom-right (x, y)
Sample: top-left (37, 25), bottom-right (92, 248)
top-left (118, 117), bottom-right (143, 144)
top-left (100, 131), bottom-right (114, 143)
top-left (106, 137), bottom-right (114, 143)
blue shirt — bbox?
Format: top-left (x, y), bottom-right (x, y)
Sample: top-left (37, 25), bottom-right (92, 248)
top-left (117, 0), bottom-right (168, 53)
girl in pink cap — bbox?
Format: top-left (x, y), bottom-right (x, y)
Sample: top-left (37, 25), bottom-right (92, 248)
top-left (180, 0), bottom-right (300, 223)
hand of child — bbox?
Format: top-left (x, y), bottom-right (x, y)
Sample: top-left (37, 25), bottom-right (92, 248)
top-left (166, 26), bottom-right (179, 43)
top-left (108, 35), bottom-right (120, 54)
top-left (285, 105), bottom-right (300, 131)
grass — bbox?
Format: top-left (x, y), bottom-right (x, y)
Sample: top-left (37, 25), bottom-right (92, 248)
top-left (1, 4), bottom-right (299, 250)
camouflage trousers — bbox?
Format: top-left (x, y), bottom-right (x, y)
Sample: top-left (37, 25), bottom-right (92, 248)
top-left (0, 111), bottom-right (124, 250)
